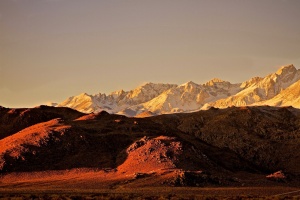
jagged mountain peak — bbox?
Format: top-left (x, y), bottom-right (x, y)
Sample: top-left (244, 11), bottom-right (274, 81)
top-left (140, 82), bottom-right (155, 86)
top-left (110, 89), bottom-right (125, 95)
top-left (265, 64), bottom-right (299, 88)
top-left (58, 82), bottom-right (177, 114)
top-left (139, 82), bottom-right (177, 88)
top-left (130, 82), bottom-right (177, 95)
top-left (275, 64), bottom-right (296, 76)
top-left (177, 81), bottom-right (201, 94)
top-left (57, 64), bottom-right (300, 117)
top-left (205, 78), bottom-right (228, 86)
top-left (126, 82), bottom-right (177, 99)
top-left (139, 82), bottom-right (156, 87)
top-left (203, 64), bottom-right (300, 109)
top-left (78, 92), bottom-right (90, 97)
top-left (109, 89), bottom-right (126, 99)
top-left (254, 79), bottom-right (300, 108)
top-left (241, 77), bottom-right (263, 88)
top-left (180, 81), bottom-right (199, 87)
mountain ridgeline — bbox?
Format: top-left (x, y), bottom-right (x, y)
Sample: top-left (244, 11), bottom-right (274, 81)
top-left (56, 64), bottom-right (300, 117)
top-left (1, 64), bottom-right (300, 187)
top-left (0, 105), bottom-right (299, 186)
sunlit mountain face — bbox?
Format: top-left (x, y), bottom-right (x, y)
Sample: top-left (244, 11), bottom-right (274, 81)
top-left (1, 66), bottom-right (300, 194)
top-left (1, 0), bottom-right (300, 197)
top-left (56, 64), bottom-right (300, 116)
top-left (0, 105), bottom-right (300, 188)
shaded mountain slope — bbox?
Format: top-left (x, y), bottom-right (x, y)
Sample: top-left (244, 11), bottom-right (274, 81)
top-left (154, 106), bottom-right (300, 175)
top-left (0, 105), bottom-right (84, 140)
top-left (254, 79), bottom-right (300, 108)
top-left (0, 106), bottom-right (299, 185)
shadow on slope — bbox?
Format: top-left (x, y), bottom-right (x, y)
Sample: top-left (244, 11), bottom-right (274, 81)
top-left (0, 105), bottom-right (84, 140)
top-left (0, 105), bottom-right (299, 186)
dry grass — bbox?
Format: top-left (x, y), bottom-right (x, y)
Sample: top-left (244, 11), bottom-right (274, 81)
top-left (0, 187), bottom-right (299, 200)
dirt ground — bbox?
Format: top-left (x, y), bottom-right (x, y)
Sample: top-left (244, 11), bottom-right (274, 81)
top-left (0, 187), bottom-right (300, 199)
top-left (0, 169), bottom-right (299, 199)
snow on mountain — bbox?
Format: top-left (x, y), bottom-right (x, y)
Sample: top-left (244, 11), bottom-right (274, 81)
top-left (57, 64), bottom-right (300, 116)
top-left (58, 93), bottom-right (98, 113)
top-left (202, 64), bottom-right (300, 109)
top-left (254, 79), bottom-right (300, 108)
top-left (57, 83), bottom-right (177, 114)
top-left (118, 79), bottom-right (241, 116)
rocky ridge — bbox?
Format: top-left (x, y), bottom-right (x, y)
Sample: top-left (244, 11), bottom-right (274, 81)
top-left (56, 64), bottom-right (300, 116)
top-left (0, 105), bottom-right (299, 187)
top-left (203, 64), bottom-right (300, 109)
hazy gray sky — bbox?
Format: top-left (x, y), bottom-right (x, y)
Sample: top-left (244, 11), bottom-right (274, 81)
top-left (1, 0), bottom-right (300, 108)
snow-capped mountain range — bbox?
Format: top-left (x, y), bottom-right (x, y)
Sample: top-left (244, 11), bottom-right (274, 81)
top-left (56, 64), bottom-right (300, 117)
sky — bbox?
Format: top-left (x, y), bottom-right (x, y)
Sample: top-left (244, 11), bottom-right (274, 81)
top-left (1, 0), bottom-right (300, 108)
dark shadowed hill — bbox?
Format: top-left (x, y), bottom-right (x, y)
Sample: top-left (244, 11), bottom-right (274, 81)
top-left (0, 105), bottom-right (84, 140)
top-left (0, 105), bottom-right (299, 187)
